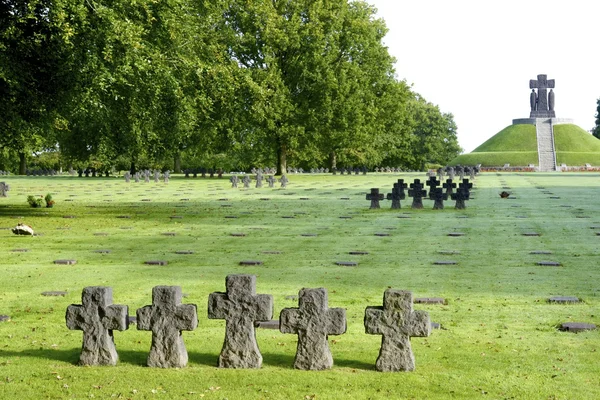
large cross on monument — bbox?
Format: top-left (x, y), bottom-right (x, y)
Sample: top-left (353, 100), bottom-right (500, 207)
top-left (364, 289), bottom-right (431, 372)
top-left (280, 288), bottom-right (346, 370)
top-left (208, 274), bottom-right (273, 368)
top-left (66, 286), bottom-right (129, 366)
top-left (530, 74), bottom-right (556, 118)
top-left (136, 286), bottom-right (198, 368)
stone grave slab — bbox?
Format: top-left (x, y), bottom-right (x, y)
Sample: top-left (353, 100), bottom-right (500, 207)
top-left (414, 297), bottom-right (446, 305)
top-left (548, 296), bottom-right (579, 304)
top-left (42, 291), bottom-right (67, 296)
top-left (145, 260), bottom-right (168, 266)
top-left (0, 315), bottom-right (10, 322)
top-left (438, 250), bottom-right (460, 255)
top-left (447, 232), bottom-right (465, 237)
top-left (522, 232), bottom-right (541, 237)
top-left (54, 259), bottom-right (77, 265)
top-left (364, 289), bottom-right (430, 372)
top-left (336, 261), bottom-right (358, 267)
top-left (301, 233), bottom-right (318, 237)
top-left (11, 248), bottom-right (29, 252)
top-left (93, 250), bottom-right (111, 254)
top-left (231, 233), bottom-right (246, 237)
top-left (66, 286), bottom-right (128, 366)
top-left (137, 286), bottom-right (198, 368)
top-left (530, 251), bottom-right (552, 255)
top-left (254, 320), bottom-right (279, 330)
top-left (208, 274), bottom-right (273, 368)
top-left (537, 261), bottom-right (562, 266)
top-left (280, 288), bottom-right (346, 370)
top-left (161, 232), bottom-right (177, 236)
top-left (560, 322), bottom-right (596, 333)
top-left (433, 261), bottom-right (458, 265)
top-left (374, 233), bottom-right (390, 237)
top-left (239, 260), bottom-right (263, 266)
top-left (349, 251), bottom-right (369, 255)
top-left (262, 251), bottom-right (282, 255)
top-left (175, 251), bottom-right (195, 255)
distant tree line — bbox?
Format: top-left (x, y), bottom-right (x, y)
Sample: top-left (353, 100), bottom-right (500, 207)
top-left (0, 0), bottom-right (462, 175)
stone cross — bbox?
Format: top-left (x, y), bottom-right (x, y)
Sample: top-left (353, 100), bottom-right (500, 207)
top-left (136, 286), bottom-right (198, 368)
top-left (280, 288), bottom-right (346, 370)
top-left (134, 172), bottom-right (140, 183)
top-left (0, 182), bottom-right (10, 197)
top-left (408, 179), bottom-right (427, 209)
top-left (124, 172), bottom-right (131, 183)
top-left (447, 167), bottom-right (455, 180)
top-left (443, 179), bottom-right (456, 195)
top-left (163, 170), bottom-right (170, 183)
top-left (364, 289), bottom-right (430, 372)
top-left (242, 175), bottom-right (251, 189)
top-left (255, 172), bottom-right (263, 188)
top-left (425, 176), bottom-right (440, 199)
top-left (451, 179), bottom-right (472, 210)
top-left (66, 286), bottom-right (129, 366)
top-left (208, 274), bottom-right (273, 368)
top-left (279, 175), bottom-right (289, 188)
top-left (144, 170), bottom-right (150, 183)
top-left (387, 180), bottom-right (407, 209)
top-left (230, 175), bottom-right (239, 188)
top-left (530, 74), bottom-right (556, 118)
top-left (436, 167), bottom-right (444, 180)
top-left (430, 188), bottom-right (448, 210)
top-left (366, 188), bottom-right (384, 209)
top-left (153, 170), bottom-right (160, 183)
top-left (456, 165), bottom-right (464, 181)
top-left (267, 175), bottom-right (276, 188)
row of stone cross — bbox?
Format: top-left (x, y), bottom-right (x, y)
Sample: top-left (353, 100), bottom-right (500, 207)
top-left (66, 274), bottom-right (430, 372)
top-left (124, 170), bottom-right (170, 184)
top-left (230, 174), bottom-right (289, 189)
top-left (367, 177), bottom-right (473, 210)
top-left (437, 165), bottom-right (479, 181)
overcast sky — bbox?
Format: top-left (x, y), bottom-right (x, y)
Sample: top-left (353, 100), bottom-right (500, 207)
top-left (367, 0), bottom-right (600, 152)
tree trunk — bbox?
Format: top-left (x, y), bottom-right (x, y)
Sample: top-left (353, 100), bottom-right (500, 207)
top-left (329, 151), bottom-right (337, 170)
top-left (18, 152), bottom-right (26, 175)
top-left (173, 153), bottom-right (181, 173)
top-left (276, 142), bottom-right (287, 176)
top-left (129, 161), bottom-right (136, 175)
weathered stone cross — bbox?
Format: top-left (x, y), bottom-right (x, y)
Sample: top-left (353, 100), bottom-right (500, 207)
top-left (280, 288), bottom-right (346, 370)
top-left (137, 286), bottom-right (198, 368)
top-left (366, 188), bottom-right (384, 209)
top-left (443, 179), bottom-right (456, 195)
top-left (408, 179), bottom-right (427, 209)
top-left (425, 176), bottom-right (440, 199)
top-left (66, 286), bottom-right (129, 366)
top-left (208, 274), bottom-right (273, 368)
top-left (430, 188), bottom-right (448, 210)
top-left (364, 289), bottom-right (430, 372)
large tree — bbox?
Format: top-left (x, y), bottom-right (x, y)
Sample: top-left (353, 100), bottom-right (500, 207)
top-left (0, 0), bottom-right (74, 174)
top-left (592, 98), bottom-right (600, 140)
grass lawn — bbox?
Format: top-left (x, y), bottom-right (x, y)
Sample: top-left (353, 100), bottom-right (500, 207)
top-left (0, 173), bottom-right (599, 399)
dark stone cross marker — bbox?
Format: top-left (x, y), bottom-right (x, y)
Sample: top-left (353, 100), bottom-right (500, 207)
top-left (136, 286), bottom-right (198, 368)
top-left (66, 286), bottom-right (129, 366)
top-left (280, 288), bottom-right (346, 370)
top-left (408, 179), bottom-right (427, 209)
top-left (366, 188), bottom-right (384, 209)
top-left (425, 176), bottom-right (440, 194)
top-left (387, 180), bottom-right (407, 209)
top-left (364, 289), bottom-right (431, 372)
top-left (430, 188), bottom-right (448, 210)
top-left (208, 274), bottom-right (273, 368)
top-left (451, 179), bottom-right (472, 210)
top-left (443, 179), bottom-right (456, 195)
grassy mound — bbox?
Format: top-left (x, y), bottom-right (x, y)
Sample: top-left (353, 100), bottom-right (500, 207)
top-left (450, 123), bottom-right (600, 166)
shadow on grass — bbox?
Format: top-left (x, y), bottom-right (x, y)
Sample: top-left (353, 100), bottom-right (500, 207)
top-left (0, 348), bottom-right (149, 366)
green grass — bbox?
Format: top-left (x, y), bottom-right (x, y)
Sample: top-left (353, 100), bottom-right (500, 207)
top-left (471, 124), bottom-right (538, 153)
top-left (450, 151), bottom-right (538, 167)
top-left (1, 174), bottom-right (599, 399)
top-left (553, 124), bottom-right (600, 152)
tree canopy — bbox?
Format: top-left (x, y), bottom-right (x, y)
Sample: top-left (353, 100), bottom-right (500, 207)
top-left (0, 0), bottom-right (462, 174)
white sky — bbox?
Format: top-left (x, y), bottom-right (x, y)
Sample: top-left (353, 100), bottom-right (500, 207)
top-left (367, 0), bottom-right (600, 152)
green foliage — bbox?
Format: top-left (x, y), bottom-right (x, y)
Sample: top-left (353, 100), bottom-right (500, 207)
top-left (26, 194), bottom-right (43, 207)
top-left (592, 98), bottom-right (600, 139)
